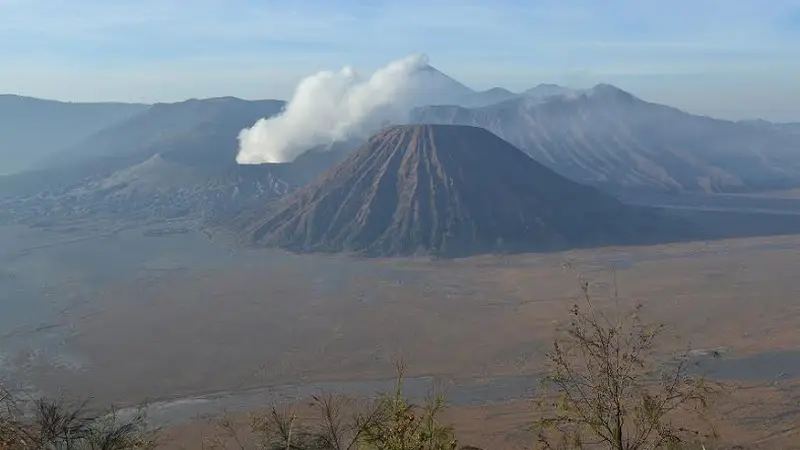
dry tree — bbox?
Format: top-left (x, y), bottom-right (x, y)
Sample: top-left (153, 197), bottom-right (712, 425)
top-left (533, 270), bottom-right (721, 450)
top-left (0, 385), bottom-right (158, 450)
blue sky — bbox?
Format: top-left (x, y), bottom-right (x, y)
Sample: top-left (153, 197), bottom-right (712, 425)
top-left (2, 0), bottom-right (800, 120)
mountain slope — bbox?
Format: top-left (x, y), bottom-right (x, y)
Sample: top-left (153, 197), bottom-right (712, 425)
top-left (43, 97), bottom-right (286, 175)
top-left (0, 144), bottom-right (351, 229)
top-left (0, 97), bottom-right (354, 228)
top-left (415, 65), bottom-right (475, 105)
top-left (523, 83), bottom-right (574, 98)
top-left (243, 124), bottom-right (673, 257)
top-left (458, 87), bottom-right (519, 108)
top-left (0, 95), bottom-right (147, 175)
top-left (0, 97), bottom-right (288, 196)
top-left (412, 85), bottom-right (800, 193)
top-left (740, 119), bottom-right (800, 136)
top-left (453, 84), bottom-right (574, 108)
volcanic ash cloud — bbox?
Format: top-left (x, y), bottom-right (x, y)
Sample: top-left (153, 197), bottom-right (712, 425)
top-left (237, 53), bottom-right (432, 164)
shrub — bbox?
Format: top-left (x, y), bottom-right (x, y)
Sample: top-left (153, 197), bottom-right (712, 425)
top-left (0, 387), bottom-right (158, 450)
top-left (207, 364), bottom-right (459, 450)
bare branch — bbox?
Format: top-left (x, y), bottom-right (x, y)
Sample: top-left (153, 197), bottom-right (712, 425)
top-left (533, 274), bottom-right (720, 450)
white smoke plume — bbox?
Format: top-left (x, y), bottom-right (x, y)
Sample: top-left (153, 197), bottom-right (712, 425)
top-left (237, 53), bottom-right (436, 164)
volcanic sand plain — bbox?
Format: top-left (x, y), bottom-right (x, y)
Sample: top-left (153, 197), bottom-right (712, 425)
top-left (3, 202), bottom-right (800, 448)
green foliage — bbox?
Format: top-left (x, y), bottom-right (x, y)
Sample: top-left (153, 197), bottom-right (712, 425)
top-left (207, 365), bottom-right (459, 450)
top-left (360, 368), bottom-right (457, 450)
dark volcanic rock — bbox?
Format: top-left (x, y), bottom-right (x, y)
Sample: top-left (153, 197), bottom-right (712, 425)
top-left (243, 124), bottom-right (674, 257)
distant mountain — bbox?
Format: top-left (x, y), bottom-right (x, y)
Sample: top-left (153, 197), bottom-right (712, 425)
top-left (241, 124), bottom-right (675, 257)
top-left (456, 83), bottom-right (576, 109)
top-left (0, 70), bottom-right (483, 230)
top-left (458, 87), bottom-right (519, 108)
top-left (411, 65), bottom-right (476, 106)
top-left (5, 79), bottom-right (798, 237)
top-left (43, 96), bottom-right (287, 176)
top-left (0, 97), bottom-right (353, 228)
top-left (0, 146), bottom-right (350, 229)
top-left (739, 119), bottom-right (800, 136)
top-left (781, 123), bottom-right (800, 134)
top-left (0, 97), bottom-right (288, 197)
top-left (408, 74), bottom-right (576, 108)
top-left (412, 84), bottom-right (800, 193)
top-left (0, 95), bottom-right (147, 175)
top-left (454, 83), bottom-right (576, 108)
top-left (523, 83), bottom-right (574, 99)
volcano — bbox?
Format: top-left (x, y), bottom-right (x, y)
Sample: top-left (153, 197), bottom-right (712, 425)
top-left (412, 85), bottom-right (800, 194)
top-left (243, 124), bottom-right (675, 257)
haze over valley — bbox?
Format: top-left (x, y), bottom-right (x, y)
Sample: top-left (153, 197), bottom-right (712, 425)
top-left (3, 1), bottom-right (800, 448)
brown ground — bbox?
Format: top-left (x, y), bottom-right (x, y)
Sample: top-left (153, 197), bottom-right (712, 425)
top-left (28, 233), bottom-right (800, 447)
top-left (158, 380), bottom-right (800, 449)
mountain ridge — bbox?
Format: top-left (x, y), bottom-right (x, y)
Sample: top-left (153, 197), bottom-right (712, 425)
top-left (0, 97), bottom-right (349, 229)
top-left (0, 95), bottom-right (149, 175)
top-left (242, 124), bottom-right (676, 257)
top-left (411, 85), bottom-right (800, 193)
